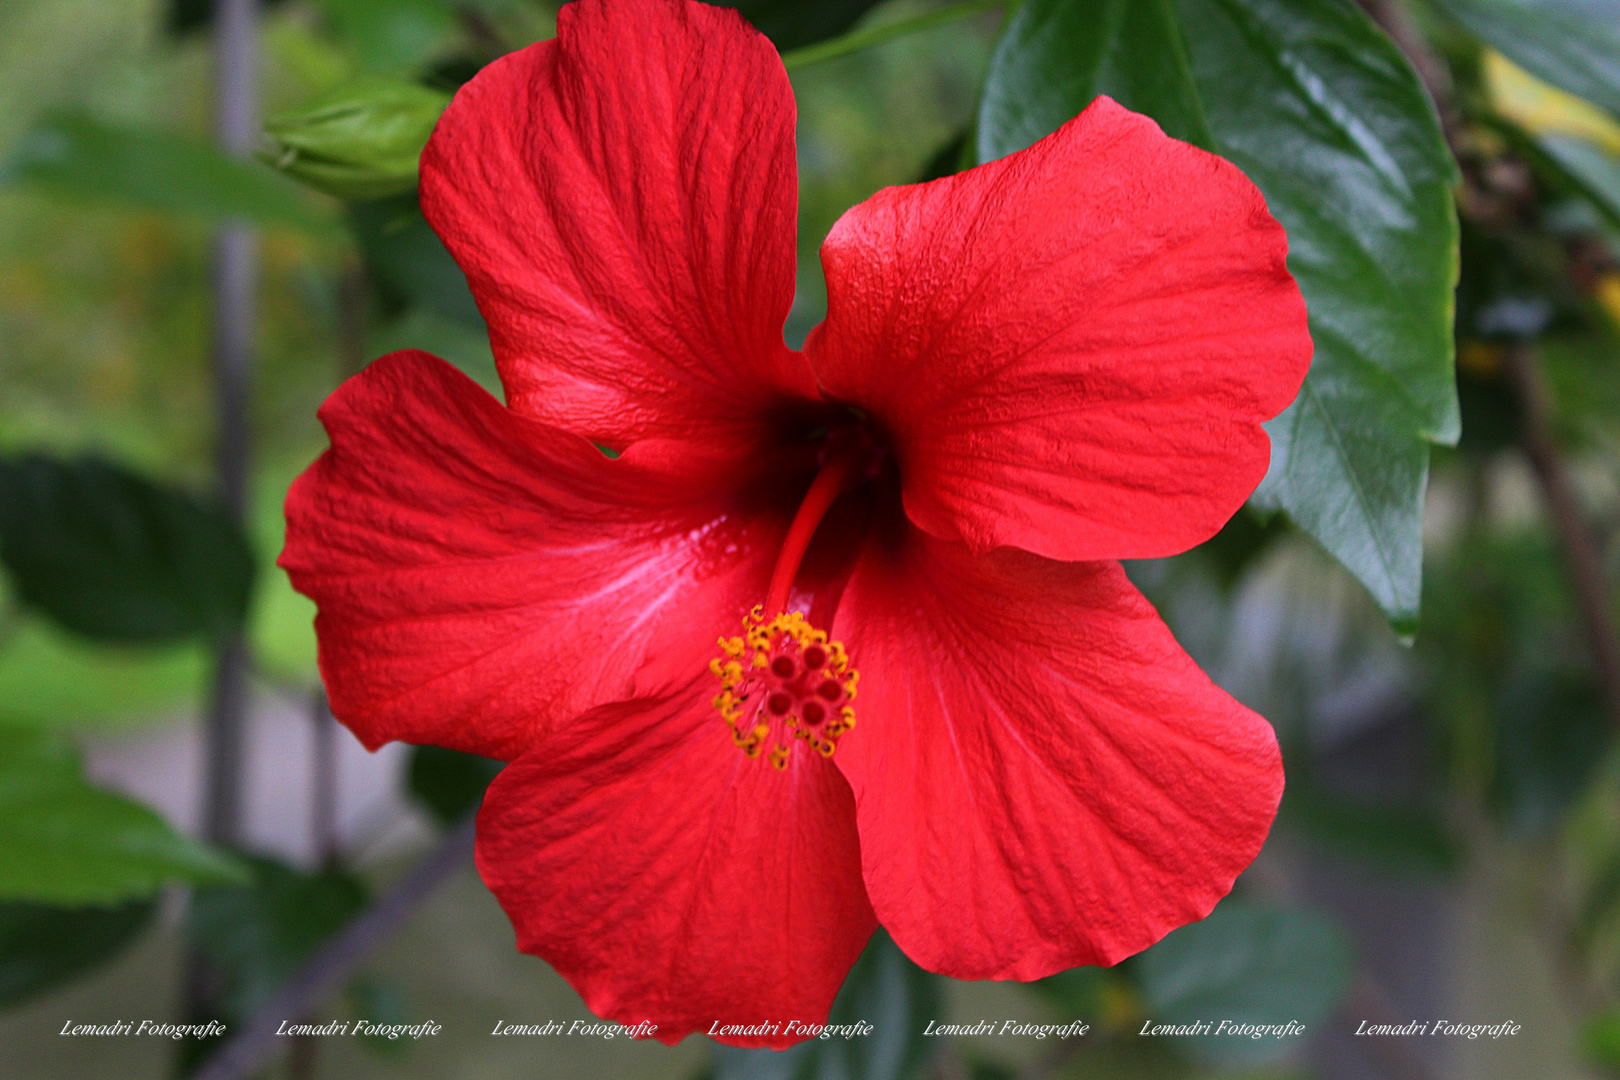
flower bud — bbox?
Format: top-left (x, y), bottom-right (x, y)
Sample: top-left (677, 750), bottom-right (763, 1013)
top-left (263, 77), bottom-right (450, 201)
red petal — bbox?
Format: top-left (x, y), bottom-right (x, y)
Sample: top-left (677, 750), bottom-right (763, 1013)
top-left (419, 0), bottom-right (816, 449)
top-left (279, 351), bottom-right (784, 761)
top-left (476, 681), bottom-right (877, 1047)
top-left (807, 97), bottom-right (1310, 561)
top-left (830, 526), bottom-right (1282, 978)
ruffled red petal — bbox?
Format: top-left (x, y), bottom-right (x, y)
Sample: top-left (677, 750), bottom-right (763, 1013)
top-left (419, 0), bottom-right (816, 450)
top-left (829, 524), bottom-right (1282, 978)
top-left (807, 96), bottom-right (1310, 561)
top-left (476, 681), bottom-right (877, 1047)
top-left (279, 351), bottom-right (785, 761)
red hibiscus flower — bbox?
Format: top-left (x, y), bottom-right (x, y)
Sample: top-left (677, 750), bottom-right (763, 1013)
top-left (280, 0), bottom-right (1310, 1050)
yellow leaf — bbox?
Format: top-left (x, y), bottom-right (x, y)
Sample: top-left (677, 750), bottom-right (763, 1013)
top-left (1596, 273), bottom-right (1620, 331)
top-left (1485, 51), bottom-right (1620, 156)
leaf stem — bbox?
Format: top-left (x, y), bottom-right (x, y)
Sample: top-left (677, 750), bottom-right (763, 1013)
top-left (780, 0), bottom-right (1006, 71)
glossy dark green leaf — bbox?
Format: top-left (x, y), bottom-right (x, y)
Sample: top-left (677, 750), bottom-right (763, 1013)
top-left (978, 0), bottom-right (1213, 158)
top-left (977, 0), bottom-right (1459, 632)
top-left (1431, 0), bottom-right (1620, 121)
top-left (407, 745), bottom-right (502, 825)
top-left (0, 731), bottom-right (246, 904)
top-left (0, 112), bottom-right (322, 227)
top-left (722, 0), bottom-right (886, 51)
top-left (190, 856), bottom-right (368, 1018)
top-left (350, 196), bottom-right (485, 329)
top-left (0, 899), bottom-right (154, 1007)
top-left (0, 455), bottom-right (256, 643)
top-left (1136, 899), bottom-right (1351, 1064)
top-left (1185, 0), bottom-right (1459, 635)
top-left (713, 930), bottom-right (942, 1080)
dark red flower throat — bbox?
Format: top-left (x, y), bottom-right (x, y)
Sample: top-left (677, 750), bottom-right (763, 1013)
top-left (710, 427), bottom-right (882, 770)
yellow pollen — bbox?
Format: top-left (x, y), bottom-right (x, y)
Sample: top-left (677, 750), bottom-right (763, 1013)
top-left (709, 607), bottom-right (859, 769)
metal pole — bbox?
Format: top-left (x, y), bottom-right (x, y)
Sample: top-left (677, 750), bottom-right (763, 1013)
top-left (201, 0), bottom-right (259, 856)
top-left (186, 0), bottom-right (260, 1044)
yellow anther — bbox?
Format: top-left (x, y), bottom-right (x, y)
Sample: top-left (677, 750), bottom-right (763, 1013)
top-left (709, 607), bottom-right (859, 769)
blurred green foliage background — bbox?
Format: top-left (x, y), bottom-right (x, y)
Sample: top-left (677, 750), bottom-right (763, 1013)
top-left (2, 0), bottom-right (1620, 1078)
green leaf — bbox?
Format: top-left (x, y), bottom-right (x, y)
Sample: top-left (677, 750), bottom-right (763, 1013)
top-left (1536, 133), bottom-right (1620, 226)
top-left (1136, 899), bottom-right (1352, 1065)
top-left (167, 0), bottom-right (292, 36)
top-left (367, 307), bottom-right (499, 394)
top-left (349, 976), bottom-right (414, 1056)
top-left (713, 930), bottom-right (942, 1080)
top-left (1577, 853), bottom-right (1620, 946)
top-left (1251, 384), bottom-right (1433, 637)
top-left (313, 0), bottom-right (458, 73)
top-left (407, 745), bottom-right (502, 825)
top-left (723, 0), bottom-right (886, 52)
top-left (0, 112), bottom-right (324, 227)
top-left (1492, 668), bottom-right (1609, 832)
top-left (0, 617), bottom-right (206, 733)
top-left (0, 731), bottom-right (247, 904)
top-left (977, 0), bottom-right (1213, 158)
top-left (977, 0), bottom-right (1460, 632)
top-left (1481, 46), bottom-right (1620, 210)
top-left (0, 455), bottom-right (257, 644)
top-left (1029, 964), bottom-right (1112, 1015)
top-left (265, 77), bottom-right (450, 201)
top-left (0, 898), bottom-right (154, 1007)
top-left (1431, 0), bottom-right (1620, 121)
top-left (1184, 0), bottom-right (1460, 634)
top-left (1282, 786), bottom-right (1460, 871)
top-left (350, 196), bottom-right (485, 330)
top-left (1584, 1007), bottom-right (1620, 1073)
top-left (190, 856), bottom-right (369, 1018)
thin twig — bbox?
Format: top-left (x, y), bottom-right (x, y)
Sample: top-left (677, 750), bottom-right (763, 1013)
top-left (1504, 344), bottom-right (1620, 728)
top-left (310, 688), bottom-right (338, 868)
top-left (186, 815), bottom-right (477, 1080)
